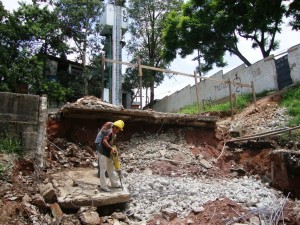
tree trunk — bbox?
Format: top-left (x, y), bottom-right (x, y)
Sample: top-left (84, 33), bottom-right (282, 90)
top-left (230, 49), bottom-right (252, 67)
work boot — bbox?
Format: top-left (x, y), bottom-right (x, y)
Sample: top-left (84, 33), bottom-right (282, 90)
top-left (100, 186), bottom-right (111, 192)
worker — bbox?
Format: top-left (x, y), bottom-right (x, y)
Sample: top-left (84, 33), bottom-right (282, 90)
top-left (94, 121), bottom-right (113, 177)
top-left (99, 120), bottom-right (125, 192)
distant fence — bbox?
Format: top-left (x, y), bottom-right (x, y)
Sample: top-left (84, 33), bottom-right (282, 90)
top-left (152, 44), bottom-right (300, 113)
top-left (102, 55), bottom-right (256, 116)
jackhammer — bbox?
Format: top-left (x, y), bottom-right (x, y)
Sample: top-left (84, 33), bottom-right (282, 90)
top-left (111, 146), bottom-right (123, 190)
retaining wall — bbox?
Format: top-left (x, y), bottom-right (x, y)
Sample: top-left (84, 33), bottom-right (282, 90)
top-left (0, 92), bottom-right (44, 152)
top-left (153, 44), bottom-right (300, 113)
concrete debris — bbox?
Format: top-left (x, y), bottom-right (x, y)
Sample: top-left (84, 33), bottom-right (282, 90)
top-left (112, 212), bottom-right (127, 221)
top-left (229, 122), bottom-right (243, 137)
top-left (121, 131), bottom-right (196, 170)
top-left (39, 183), bottom-right (57, 203)
top-left (249, 216), bottom-right (260, 225)
top-left (63, 96), bottom-right (124, 110)
top-left (47, 138), bottom-right (96, 168)
top-left (199, 159), bottom-right (212, 169)
top-left (31, 194), bottom-right (48, 210)
top-left (60, 215), bottom-right (81, 225)
top-left (187, 219), bottom-right (195, 224)
top-left (161, 209), bottom-right (177, 221)
top-left (77, 207), bottom-right (101, 225)
top-left (22, 193), bottom-right (31, 203)
top-left (228, 104), bottom-right (290, 136)
top-left (192, 206), bottom-right (204, 213)
top-left (124, 173), bottom-right (280, 221)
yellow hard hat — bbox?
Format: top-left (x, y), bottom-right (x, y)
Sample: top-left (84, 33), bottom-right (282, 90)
top-left (113, 120), bottom-right (125, 131)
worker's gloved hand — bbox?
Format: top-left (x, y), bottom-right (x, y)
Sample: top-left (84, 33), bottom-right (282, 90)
top-left (111, 145), bottom-right (118, 154)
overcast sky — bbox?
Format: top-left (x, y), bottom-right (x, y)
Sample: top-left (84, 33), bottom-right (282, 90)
top-left (3, 0), bottom-right (300, 101)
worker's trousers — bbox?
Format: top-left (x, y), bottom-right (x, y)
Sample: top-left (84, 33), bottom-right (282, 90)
top-left (99, 154), bottom-right (119, 188)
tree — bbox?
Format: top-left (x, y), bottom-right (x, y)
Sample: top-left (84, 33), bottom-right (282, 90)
top-left (0, 1), bottom-right (64, 92)
top-left (163, 0), bottom-right (287, 68)
top-left (287, 0), bottom-right (300, 30)
top-left (127, 0), bottom-right (183, 105)
top-left (0, 0), bottom-right (73, 105)
top-left (54, 0), bottom-right (104, 95)
top-left (12, 2), bottom-right (68, 93)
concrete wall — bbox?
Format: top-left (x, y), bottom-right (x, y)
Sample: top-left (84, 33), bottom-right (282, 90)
top-left (153, 44), bottom-right (300, 113)
top-left (288, 45), bottom-right (300, 83)
top-left (0, 92), bottom-right (42, 152)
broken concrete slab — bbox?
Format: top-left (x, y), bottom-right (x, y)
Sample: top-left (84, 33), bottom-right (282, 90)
top-left (59, 96), bottom-right (217, 128)
top-left (51, 168), bottom-right (130, 209)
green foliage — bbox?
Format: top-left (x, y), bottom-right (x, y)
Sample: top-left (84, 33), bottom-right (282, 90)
top-left (163, 0), bottom-right (287, 68)
top-left (281, 84), bottom-right (300, 126)
top-left (13, 2), bottom-right (68, 56)
top-left (287, 0), bottom-right (300, 31)
top-left (41, 81), bottom-right (73, 105)
top-left (0, 1), bottom-right (69, 93)
top-left (54, 0), bottom-right (104, 95)
top-left (0, 133), bottom-right (22, 155)
top-left (127, 0), bottom-right (183, 104)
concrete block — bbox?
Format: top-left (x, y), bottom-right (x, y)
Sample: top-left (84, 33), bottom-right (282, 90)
top-left (78, 211), bottom-right (100, 225)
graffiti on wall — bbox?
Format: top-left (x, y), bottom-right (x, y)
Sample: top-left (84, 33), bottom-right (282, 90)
top-left (232, 74), bottom-right (242, 92)
top-left (214, 82), bottom-right (229, 92)
top-left (214, 74), bottom-right (242, 92)
top-left (249, 67), bottom-right (262, 79)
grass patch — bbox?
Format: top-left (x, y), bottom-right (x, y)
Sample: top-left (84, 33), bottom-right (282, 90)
top-left (280, 84), bottom-right (300, 126)
top-left (0, 133), bottom-right (23, 155)
top-left (178, 93), bottom-right (255, 114)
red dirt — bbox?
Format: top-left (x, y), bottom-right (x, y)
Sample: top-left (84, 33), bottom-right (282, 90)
top-left (147, 197), bottom-right (253, 225)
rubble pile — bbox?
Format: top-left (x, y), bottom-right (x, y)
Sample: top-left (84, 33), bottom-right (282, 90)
top-left (121, 131), bottom-right (198, 169)
top-left (46, 138), bottom-right (96, 169)
top-left (62, 96), bottom-right (124, 110)
top-left (123, 173), bottom-right (281, 222)
top-left (116, 130), bottom-right (287, 223)
top-left (226, 101), bottom-right (290, 137)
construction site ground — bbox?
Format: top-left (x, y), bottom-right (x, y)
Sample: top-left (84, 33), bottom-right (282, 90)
top-left (0, 93), bottom-right (300, 225)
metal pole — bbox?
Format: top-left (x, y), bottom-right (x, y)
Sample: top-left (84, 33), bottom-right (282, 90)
top-left (194, 71), bottom-right (201, 113)
top-left (251, 81), bottom-right (257, 108)
top-left (228, 79), bottom-right (234, 119)
top-left (138, 59), bottom-right (143, 110)
top-left (101, 54), bottom-right (105, 100)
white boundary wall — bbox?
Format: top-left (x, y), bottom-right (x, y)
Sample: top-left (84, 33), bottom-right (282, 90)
top-left (153, 44), bottom-right (300, 113)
